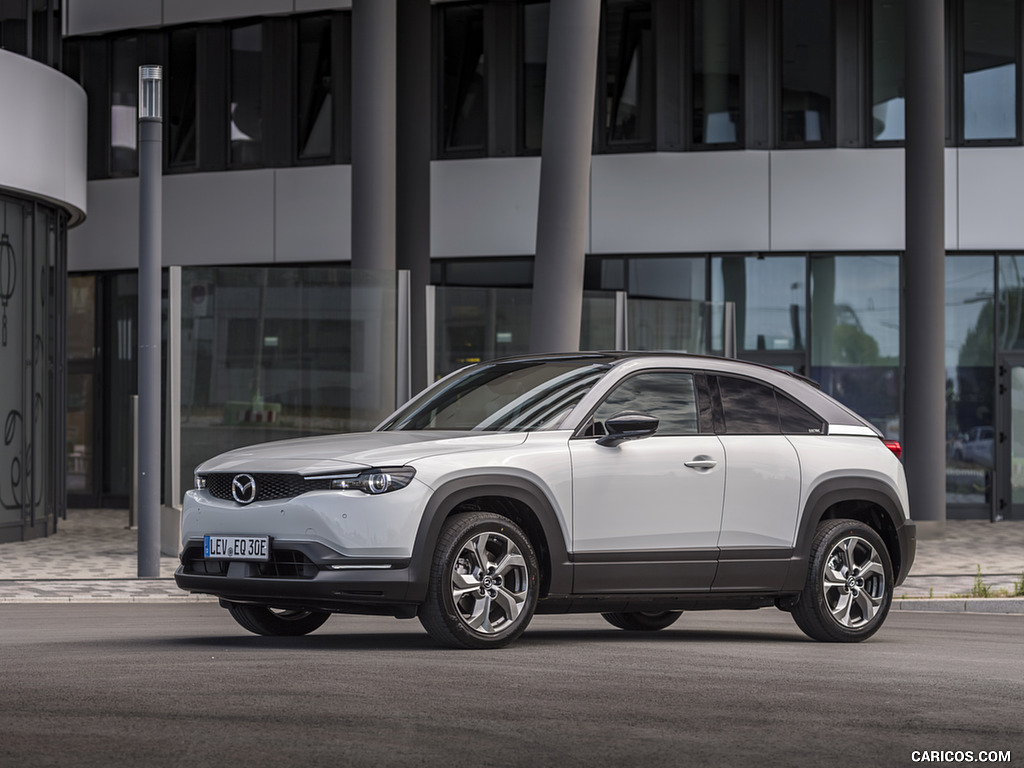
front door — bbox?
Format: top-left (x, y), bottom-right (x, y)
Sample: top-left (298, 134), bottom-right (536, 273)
top-left (994, 354), bottom-right (1024, 520)
top-left (569, 370), bottom-right (725, 593)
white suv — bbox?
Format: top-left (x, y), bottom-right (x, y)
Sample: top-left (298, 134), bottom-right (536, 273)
top-left (176, 353), bottom-right (916, 648)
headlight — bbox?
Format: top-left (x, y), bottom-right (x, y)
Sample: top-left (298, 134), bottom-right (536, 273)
top-left (194, 474), bottom-right (207, 490)
top-left (327, 467), bottom-right (416, 495)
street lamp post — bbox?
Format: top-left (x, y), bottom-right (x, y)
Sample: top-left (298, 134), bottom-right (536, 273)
top-left (137, 66), bottom-right (162, 577)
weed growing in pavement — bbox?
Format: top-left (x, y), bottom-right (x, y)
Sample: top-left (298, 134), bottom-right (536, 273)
top-left (1014, 571), bottom-right (1024, 597)
top-left (971, 565), bottom-right (993, 598)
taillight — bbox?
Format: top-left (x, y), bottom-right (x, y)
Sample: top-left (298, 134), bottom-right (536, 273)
top-left (883, 439), bottom-right (902, 460)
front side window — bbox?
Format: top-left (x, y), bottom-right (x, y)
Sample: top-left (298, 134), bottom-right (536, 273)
top-left (691, 0), bottom-right (742, 147)
top-left (441, 3), bottom-right (486, 155)
top-left (230, 23), bottom-right (264, 166)
top-left (590, 372), bottom-right (699, 436)
top-left (604, 0), bottom-right (654, 148)
top-left (779, 0), bottom-right (833, 146)
top-left (962, 0), bottom-right (1017, 142)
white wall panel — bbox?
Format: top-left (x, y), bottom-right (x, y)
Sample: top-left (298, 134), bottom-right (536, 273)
top-left (68, 179), bottom-right (138, 271)
top-left (0, 51), bottom-right (86, 221)
top-left (590, 152), bottom-right (770, 254)
top-left (275, 165), bottom-right (351, 262)
top-left (431, 157), bottom-right (541, 257)
top-left (769, 149), bottom-right (905, 251)
top-left (66, 0), bottom-right (162, 35)
top-left (957, 148), bottom-right (1024, 249)
top-left (164, 171), bottom-right (275, 265)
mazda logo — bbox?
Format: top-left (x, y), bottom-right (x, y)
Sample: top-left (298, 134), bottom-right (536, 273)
top-left (231, 474), bottom-right (257, 505)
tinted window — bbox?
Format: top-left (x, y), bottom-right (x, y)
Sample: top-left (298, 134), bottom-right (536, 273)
top-left (591, 372), bottom-right (699, 436)
top-left (716, 376), bottom-right (780, 433)
top-left (777, 392), bottom-right (824, 434)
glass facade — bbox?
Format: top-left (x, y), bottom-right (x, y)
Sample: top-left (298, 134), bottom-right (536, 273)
top-left (297, 15), bottom-right (333, 160)
top-left (168, 28), bottom-right (198, 168)
top-left (521, 1), bottom-right (549, 153)
top-left (810, 256), bottom-right (900, 438)
top-left (109, 36), bottom-right (138, 175)
top-left (712, 256), bottom-right (806, 352)
top-left (0, 196), bottom-right (66, 542)
top-left (180, 266), bottom-right (398, 494)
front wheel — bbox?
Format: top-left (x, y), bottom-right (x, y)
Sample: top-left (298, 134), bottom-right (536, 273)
top-left (601, 611), bottom-right (683, 631)
top-left (225, 603), bottom-right (331, 636)
top-left (419, 512), bottom-right (539, 649)
top-left (791, 519), bottom-right (893, 642)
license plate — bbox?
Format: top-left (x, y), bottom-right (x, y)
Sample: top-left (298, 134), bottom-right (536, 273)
top-left (204, 535), bottom-right (270, 561)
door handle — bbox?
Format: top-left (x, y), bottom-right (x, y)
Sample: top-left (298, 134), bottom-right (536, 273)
top-left (684, 456), bottom-right (718, 470)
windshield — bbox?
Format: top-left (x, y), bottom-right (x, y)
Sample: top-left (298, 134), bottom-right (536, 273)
top-left (380, 360), bottom-right (611, 432)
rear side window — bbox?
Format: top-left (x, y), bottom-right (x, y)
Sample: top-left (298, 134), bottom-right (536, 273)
top-left (777, 392), bottom-right (825, 434)
top-left (716, 376), bottom-right (780, 434)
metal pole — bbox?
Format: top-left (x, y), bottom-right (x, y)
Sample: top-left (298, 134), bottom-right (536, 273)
top-left (137, 66), bottom-right (163, 577)
top-left (904, 1), bottom-right (946, 538)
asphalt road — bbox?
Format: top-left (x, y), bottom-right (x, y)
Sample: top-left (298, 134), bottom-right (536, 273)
top-left (1, 605), bottom-right (1021, 768)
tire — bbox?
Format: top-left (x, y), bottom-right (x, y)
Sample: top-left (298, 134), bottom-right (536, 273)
top-left (419, 511), bottom-right (540, 649)
top-left (791, 518), bottom-right (893, 642)
top-left (225, 603), bottom-right (331, 636)
top-left (601, 611), bottom-right (683, 631)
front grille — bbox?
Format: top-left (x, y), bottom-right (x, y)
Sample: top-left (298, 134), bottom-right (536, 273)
top-left (202, 473), bottom-right (332, 503)
top-left (180, 545), bottom-right (318, 580)
top-left (257, 550), bottom-right (318, 579)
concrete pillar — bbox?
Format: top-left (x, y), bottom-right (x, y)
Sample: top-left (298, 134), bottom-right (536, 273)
top-left (351, 0), bottom-right (397, 273)
top-left (397, 0), bottom-right (431, 394)
top-left (529, 0), bottom-right (601, 354)
top-left (904, 0), bottom-right (946, 537)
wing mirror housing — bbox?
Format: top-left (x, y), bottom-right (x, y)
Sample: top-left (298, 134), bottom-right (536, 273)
top-left (597, 411), bottom-right (659, 447)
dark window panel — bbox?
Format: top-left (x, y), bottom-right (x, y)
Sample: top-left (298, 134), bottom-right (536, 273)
top-left (604, 0), bottom-right (655, 147)
top-left (592, 372), bottom-right (699, 436)
top-left (168, 27), bottom-right (198, 168)
top-left (871, 0), bottom-right (905, 143)
top-left (692, 0), bottom-right (742, 147)
top-left (230, 22), bottom-right (264, 166)
top-left (521, 1), bottom-right (549, 153)
top-left (0, 0), bottom-right (27, 56)
top-left (962, 0), bottom-right (1017, 142)
top-left (778, 392), bottom-right (824, 434)
top-left (779, 0), bottom-right (833, 146)
top-left (441, 3), bottom-right (487, 154)
top-left (297, 15), bottom-right (333, 160)
top-left (110, 35), bottom-right (139, 176)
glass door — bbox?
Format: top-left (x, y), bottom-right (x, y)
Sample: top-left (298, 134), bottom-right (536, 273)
top-left (995, 354), bottom-right (1024, 520)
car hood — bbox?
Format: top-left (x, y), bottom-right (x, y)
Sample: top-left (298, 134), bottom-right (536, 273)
top-left (195, 431), bottom-right (530, 475)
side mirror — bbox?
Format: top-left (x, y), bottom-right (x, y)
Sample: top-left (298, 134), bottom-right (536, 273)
top-left (596, 411), bottom-right (659, 447)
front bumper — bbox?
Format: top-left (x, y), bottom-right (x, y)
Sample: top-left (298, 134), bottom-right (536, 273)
top-left (174, 538), bottom-right (419, 614)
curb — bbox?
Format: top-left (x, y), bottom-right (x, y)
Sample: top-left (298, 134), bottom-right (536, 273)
top-left (892, 597), bottom-right (1024, 614)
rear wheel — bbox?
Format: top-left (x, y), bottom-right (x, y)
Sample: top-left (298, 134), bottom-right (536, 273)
top-left (601, 611), bottom-right (683, 631)
top-left (225, 603), bottom-right (331, 636)
top-left (791, 519), bottom-right (893, 642)
top-left (419, 512), bottom-right (539, 649)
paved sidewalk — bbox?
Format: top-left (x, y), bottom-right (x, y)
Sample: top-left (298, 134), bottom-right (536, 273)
top-left (0, 509), bottom-right (1022, 610)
